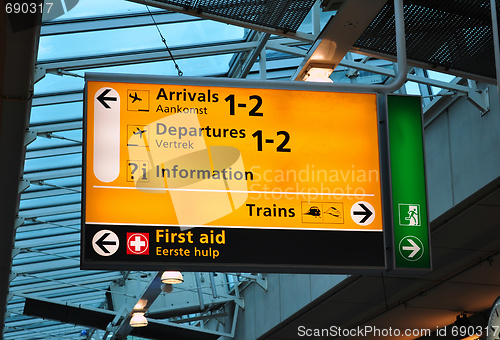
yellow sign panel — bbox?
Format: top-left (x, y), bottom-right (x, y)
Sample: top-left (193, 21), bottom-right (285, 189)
top-left (85, 77), bottom-right (383, 232)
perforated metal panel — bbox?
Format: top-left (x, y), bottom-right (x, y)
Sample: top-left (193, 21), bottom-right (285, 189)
top-left (153, 0), bottom-right (316, 32)
top-left (355, 0), bottom-right (498, 80)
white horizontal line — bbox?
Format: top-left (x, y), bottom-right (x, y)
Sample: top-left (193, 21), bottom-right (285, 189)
top-left (85, 221), bottom-right (382, 232)
top-left (93, 185), bottom-right (375, 197)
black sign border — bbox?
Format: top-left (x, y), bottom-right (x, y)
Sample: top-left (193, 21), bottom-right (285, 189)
top-left (81, 73), bottom-right (391, 274)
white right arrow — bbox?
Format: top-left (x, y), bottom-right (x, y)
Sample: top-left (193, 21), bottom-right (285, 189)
top-left (402, 239), bottom-right (421, 258)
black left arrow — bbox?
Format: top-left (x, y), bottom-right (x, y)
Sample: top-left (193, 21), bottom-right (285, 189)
top-left (353, 203), bottom-right (373, 223)
top-left (95, 232), bottom-right (116, 254)
top-left (97, 89), bottom-right (117, 109)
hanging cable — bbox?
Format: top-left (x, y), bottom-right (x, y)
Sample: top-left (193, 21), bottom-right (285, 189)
top-left (144, 1), bottom-right (184, 76)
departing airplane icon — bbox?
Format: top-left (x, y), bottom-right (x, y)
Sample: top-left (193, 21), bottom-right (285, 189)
top-left (133, 127), bottom-right (147, 137)
top-left (129, 92), bottom-right (142, 103)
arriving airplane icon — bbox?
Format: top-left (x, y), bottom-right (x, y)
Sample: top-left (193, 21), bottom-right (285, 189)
top-left (129, 92), bottom-right (142, 103)
top-left (127, 90), bottom-right (149, 112)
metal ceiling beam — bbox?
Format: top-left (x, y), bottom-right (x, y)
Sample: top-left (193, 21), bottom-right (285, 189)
top-left (353, 48), bottom-right (499, 85)
top-left (14, 234), bottom-right (79, 250)
top-left (32, 91), bottom-right (83, 106)
top-left (229, 31), bottom-right (271, 78)
top-left (0, 8), bottom-right (41, 338)
top-left (19, 217), bottom-right (81, 229)
top-left (292, 0), bottom-right (388, 80)
top-left (5, 316), bottom-right (60, 330)
top-left (22, 167), bottom-right (81, 182)
top-left (266, 41), bottom-right (308, 57)
top-left (18, 268), bottom-right (101, 281)
top-left (23, 295), bottom-right (116, 330)
top-left (21, 187), bottom-right (81, 200)
top-left (127, 0), bottom-right (316, 43)
top-left (338, 59), bottom-right (490, 113)
top-left (23, 293), bottom-right (223, 340)
top-left (38, 40), bottom-right (262, 72)
top-left (110, 272), bottom-right (163, 339)
top-left (36, 36), bottom-right (305, 77)
top-left (4, 322), bottom-right (81, 340)
top-left (40, 11), bottom-right (200, 36)
top-left (26, 145), bottom-right (82, 159)
top-left (12, 259), bottom-right (79, 275)
top-left (10, 272), bottom-right (121, 291)
top-left (29, 121), bottom-right (82, 133)
top-left (18, 203), bottom-right (81, 219)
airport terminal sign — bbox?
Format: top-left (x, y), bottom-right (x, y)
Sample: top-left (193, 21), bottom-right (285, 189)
top-left (387, 95), bottom-right (431, 270)
top-left (82, 73), bottom-right (393, 272)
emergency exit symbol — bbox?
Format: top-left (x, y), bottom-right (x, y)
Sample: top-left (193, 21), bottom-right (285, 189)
top-left (399, 204), bottom-right (421, 226)
top-left (127, 233), bottom-right (149, 255)
top-left (127, 160), bottom-right (149, 182)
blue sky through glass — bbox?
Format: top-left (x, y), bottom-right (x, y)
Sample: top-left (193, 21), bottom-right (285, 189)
top-left (38, 20), bottom-right (245, 60)
top-left (50, 0), bottom-right (150, 20)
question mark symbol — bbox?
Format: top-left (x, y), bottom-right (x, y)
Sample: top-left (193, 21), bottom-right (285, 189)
top-left (129, 162), bottom-right (138, 179)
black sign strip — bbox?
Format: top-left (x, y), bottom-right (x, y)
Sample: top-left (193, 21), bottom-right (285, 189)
top-left (82, 224), bottom-right (385, 273)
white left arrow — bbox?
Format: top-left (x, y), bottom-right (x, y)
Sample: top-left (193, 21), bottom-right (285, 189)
top-left (402, 239), bottom-right (420, 258)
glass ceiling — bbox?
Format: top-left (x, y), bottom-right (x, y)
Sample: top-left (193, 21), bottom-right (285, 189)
top-left (5, 0), bottom-right (472, 339)
top-left (8, 2), bottom-right (324, 339)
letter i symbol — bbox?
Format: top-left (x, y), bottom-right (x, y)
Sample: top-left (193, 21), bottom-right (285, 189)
top-left (141, 162), bottom-right (148, 181)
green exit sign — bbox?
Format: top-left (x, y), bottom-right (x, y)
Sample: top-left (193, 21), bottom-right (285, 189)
top-left (387, 95), bottom-right (431, 270)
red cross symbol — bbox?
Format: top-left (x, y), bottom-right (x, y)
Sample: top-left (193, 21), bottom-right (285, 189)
top-left (126, 233), bottom-right (149, 255)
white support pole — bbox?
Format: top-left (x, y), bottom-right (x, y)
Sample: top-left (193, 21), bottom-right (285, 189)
top-left (259, 48), bottom-right (267, 80)
top-left (312, 0), bottom-right (321, 36)
top-left (490, 0), bottom-right (500, 103)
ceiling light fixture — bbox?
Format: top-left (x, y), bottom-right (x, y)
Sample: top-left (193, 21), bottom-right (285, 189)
top-left (161, 271), bottom-right (184, 284)
top-left (303, 65), bottom-right (334, 83)
top-left (129, 312), bottom-right (148, 327)
top-left (133, 299), bottom-right (147, 310)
